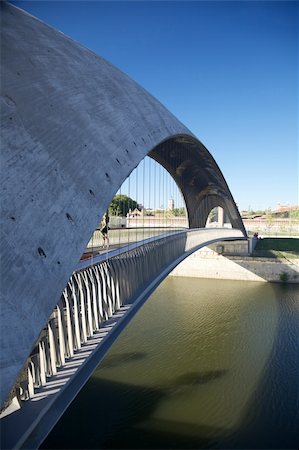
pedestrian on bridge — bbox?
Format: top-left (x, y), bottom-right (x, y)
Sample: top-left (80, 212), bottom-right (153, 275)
top-left (100, 212), bottom-right (110, 249)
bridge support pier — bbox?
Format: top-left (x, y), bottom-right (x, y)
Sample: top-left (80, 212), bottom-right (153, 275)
top-left (218, 207), bottom-right (224, 227)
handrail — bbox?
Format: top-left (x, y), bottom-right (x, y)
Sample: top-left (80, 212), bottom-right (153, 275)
top-left (0, 228), bottom-right (245, 450)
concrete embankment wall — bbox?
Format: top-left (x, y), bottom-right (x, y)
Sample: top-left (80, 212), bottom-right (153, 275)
top-left (243, 218), bottom-right (299, 236)
top-left (170, 246), bottom-right (299, 283)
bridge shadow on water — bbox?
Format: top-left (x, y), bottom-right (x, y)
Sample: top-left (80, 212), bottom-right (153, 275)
top-left (41, 285), bottom-right (299, 450)
top-left (99, 352), bottom-right (148, 369)
top-left (41, 368), bottom-right (228, 450)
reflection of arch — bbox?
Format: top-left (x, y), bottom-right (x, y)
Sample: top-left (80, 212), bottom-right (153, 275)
top-left (0, 3), bottom-right (245, 405)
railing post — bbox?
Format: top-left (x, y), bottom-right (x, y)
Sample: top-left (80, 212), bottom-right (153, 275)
top-left (5, 228), bottom-right (246, 412)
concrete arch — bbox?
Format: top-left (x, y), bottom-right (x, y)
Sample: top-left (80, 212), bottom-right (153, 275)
top-left (149, 136), bottom-right (246, 230)
top-left (0, 3), bottom-right (245, 405)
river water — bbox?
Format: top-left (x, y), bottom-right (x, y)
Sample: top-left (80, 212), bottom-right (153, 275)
top-left (42, 278), bottom-right (299, 449)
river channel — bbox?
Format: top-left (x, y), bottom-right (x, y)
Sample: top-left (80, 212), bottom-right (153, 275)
top-left (42, 278), bottom-right (299, 449)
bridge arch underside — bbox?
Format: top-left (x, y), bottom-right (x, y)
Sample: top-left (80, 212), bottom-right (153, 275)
top-left (0, 2), bottom-right (245, 406)
top-left (149, 137), bottom-right (245, 231)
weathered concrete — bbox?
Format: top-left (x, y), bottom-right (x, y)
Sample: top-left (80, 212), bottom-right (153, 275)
top-left (0, 3), bottom-right (245, 405)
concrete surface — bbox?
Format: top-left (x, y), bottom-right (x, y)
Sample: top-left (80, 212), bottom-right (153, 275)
top-left (170, 246), bottom-right (299, 282)
top-left (0, 2), bottom-right (245, 405)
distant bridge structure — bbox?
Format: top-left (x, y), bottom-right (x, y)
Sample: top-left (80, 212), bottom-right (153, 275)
top-left (1, 3), bottom-right (246, 447)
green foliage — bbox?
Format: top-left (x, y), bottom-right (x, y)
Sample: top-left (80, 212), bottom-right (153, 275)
top-left (242, 207), bottom-right (299, 220)
top-left (242, 209), bottom-right (266, 219)
top-left (290, 209), bottom-right (299, 219)
top-left (108, 194), bottom-right (138, 217)
top-left (172, 207), bottom-right (186, 217)
top-left (208, 208), bottom-right (217, 221)
top-left (241, 208), bottom-right (271, 219)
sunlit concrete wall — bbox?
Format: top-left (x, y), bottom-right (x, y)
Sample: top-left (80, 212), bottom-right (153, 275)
top-left (170, 247), bottom-right (299, 283)
top-left (0, 2), bottom-right (245, 405)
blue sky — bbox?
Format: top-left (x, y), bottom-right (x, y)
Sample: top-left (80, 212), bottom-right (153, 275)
top-left (11, 0), bottom-right (298, 211)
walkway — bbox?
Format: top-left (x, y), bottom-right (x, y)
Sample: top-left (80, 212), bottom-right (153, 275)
top-left (1, 228), bottom-right (245, 450)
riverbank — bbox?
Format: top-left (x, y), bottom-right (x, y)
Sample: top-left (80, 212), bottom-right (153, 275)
top-left (170, 239), bottom-right (299, 283)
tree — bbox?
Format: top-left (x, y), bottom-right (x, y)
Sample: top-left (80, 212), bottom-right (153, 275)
top-left (290, 209), bottom-right (299, 220)
top-left (208, 207), bottom-right (217, 222)
top-left (172, 207), bottom-right (186, 217)
top-left (108, 194), bottom-right (138, 217)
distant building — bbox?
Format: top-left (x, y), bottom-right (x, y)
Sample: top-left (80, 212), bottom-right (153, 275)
top-left (127, 208), bottom-right (143, 218)
top-left (168, 198), bottom-right (174, 210)
top-left (271, 204), bottom-right (298, 218)
top-left (272, 204), bottom-right (298, 214)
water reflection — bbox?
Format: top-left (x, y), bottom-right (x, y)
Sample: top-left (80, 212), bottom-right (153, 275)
top-left (42, 279), bottom-right (298, 449)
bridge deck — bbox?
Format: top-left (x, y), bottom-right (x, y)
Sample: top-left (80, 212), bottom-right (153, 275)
top-left (1, 304), bottom-right (133, 449)
top-left (1, 228), bottom-right (246, 449)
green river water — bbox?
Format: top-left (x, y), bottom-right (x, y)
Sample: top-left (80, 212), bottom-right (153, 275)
top-left (43, 278), bottom-right (299, 449)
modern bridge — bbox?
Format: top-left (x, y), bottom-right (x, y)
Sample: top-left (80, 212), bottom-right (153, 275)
top-left (1, 227), bottom-right (245, 449)
top-left (1, 3), bottom-right (246, 448)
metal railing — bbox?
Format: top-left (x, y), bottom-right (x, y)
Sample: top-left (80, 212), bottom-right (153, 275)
top-left (1, 228), bottom-right (246, 450)
top-left (9, 228), bottom-right (245, 407)
top-left (16, 231), bottom-right (188, 403)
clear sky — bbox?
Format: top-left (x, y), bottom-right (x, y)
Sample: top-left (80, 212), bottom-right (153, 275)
top-left (11, 0), bottom-right (298, 211)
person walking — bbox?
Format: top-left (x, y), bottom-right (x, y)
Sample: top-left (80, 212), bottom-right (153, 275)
top-left (100, 212), bottom-right (110, 249)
